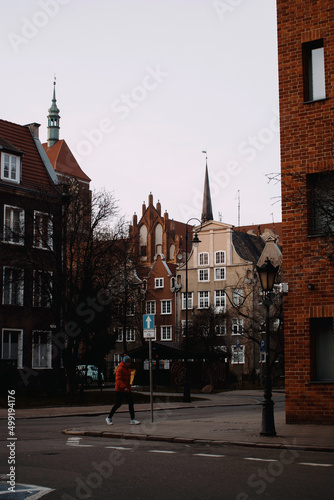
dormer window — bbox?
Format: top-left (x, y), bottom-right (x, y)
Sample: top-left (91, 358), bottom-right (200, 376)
top-left (1, 153), bottom-right (21, 183)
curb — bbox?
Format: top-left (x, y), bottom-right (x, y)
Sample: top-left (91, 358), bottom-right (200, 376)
top-left (62, 428), bottom-right (334, 453)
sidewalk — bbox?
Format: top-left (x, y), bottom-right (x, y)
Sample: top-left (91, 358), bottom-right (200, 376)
top-left (2, 390), bottom-right (334, 451)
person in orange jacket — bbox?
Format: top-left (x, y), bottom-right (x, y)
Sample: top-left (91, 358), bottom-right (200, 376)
top-left (106, 355), bottom-right (140, 425)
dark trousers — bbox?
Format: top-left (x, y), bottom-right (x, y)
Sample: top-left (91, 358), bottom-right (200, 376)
top-left (109, 391), bottom-right (135, 420)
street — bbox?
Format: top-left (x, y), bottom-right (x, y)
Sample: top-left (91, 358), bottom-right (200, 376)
top-left (0, 408), bottom-right (334, 499)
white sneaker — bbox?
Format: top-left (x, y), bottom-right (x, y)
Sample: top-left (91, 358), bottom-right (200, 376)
top-left (106, 417), bottom-right (113, 425)
top-left (130, 419), bottom-right (140, 425)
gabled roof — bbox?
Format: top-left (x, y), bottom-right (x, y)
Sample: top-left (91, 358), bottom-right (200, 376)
top-left (43, 139), bottom-right (91, 183)
top-left (233, 230), bottom-right (265, 264)
top-left (0, 119), bottom-right (59, 192)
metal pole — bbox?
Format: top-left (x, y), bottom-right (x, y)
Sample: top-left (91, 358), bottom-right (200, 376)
top-left (183, 227), bottom-right (191, 402)
top-left (260, 295), bottom-right (276, 436)
top-left (149, 338), bottom-right (153, 422)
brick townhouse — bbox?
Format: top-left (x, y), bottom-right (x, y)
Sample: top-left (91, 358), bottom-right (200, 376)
top-left (277, 0), bottom-right (334, 423)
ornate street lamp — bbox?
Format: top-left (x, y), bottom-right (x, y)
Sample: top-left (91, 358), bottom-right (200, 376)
top-left (183, 219), bottom-right (202, 402)
top-left (256, 257), bottom-right (279, 436)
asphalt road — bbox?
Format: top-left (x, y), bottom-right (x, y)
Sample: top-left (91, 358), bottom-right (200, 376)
top-left (0, 411), bottom-right (334, 499)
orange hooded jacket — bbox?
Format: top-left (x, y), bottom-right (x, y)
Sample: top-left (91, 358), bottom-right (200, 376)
top-left (115, 361), bottom-right (131, 392)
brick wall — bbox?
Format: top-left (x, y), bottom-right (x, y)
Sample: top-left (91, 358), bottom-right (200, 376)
top-left (277, 0), bottom-right (334, 424)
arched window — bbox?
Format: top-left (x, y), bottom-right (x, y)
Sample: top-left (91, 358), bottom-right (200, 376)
top-left (139, 225), bottom-right (147, 256)
top-left (169, 244), bottom-right (175, 260)
top-left (155, 224), bottom-right (163, 253)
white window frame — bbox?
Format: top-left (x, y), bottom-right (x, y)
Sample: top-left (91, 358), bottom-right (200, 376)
top-left (126, 301), bottom-right (135, 316)
top-left (215, 321), bottom-right (226, 336)
top-left (3, 205), bottom-right (24, 245)
top-left (33, 211), bottom-right (53, 250)
top-left (198, 291), bottom-right (210, 309)
top-left (199, 252), bottom-right (209, 266)
top-left (161, 300), bottom-right (172, 315)
top-left (116, 328), bottom-right (123, 342)
top-left (214, 267), bottom-right (226, 281)
top-left (33, 270), bottom-right (52, 308)
top-left (3, 267), bottom-right (24, 306)
top-left (182, 292), bottom-right (193, 310)
top-left (1, 153), bottom-right (21, 183)
top-left (232, 318), bottom-right (243, 335)
top-left (161, 326), bottom-right (172, 341)
top-left (214, 290), bottom-right (226, 313)
top-left (198, 269), bottom-right (209, 282)
top-left (155, 278), bottom-right (164, 288)
top-left (126, 328), bottom-right (136, 342)
top-left (215, 251), bottom-right (225, 265)
top-left (232, 288), bottom-right (243, 306)
top-left (181, 320), bottom-right (192, 336)
top-left (146, 301), bottom-right (156, 314)
top-left (32, 331), bottom-right (52, 369)
top-left (1, 329), bottom-right (23, 368)
top-left (231, 345), bottom-right (245, 364)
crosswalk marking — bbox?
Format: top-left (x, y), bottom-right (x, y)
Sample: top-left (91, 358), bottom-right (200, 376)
top-left (299, 462), bottom-right (333, 467)
top-left (66, 437), bottom-right (93, 447)
top-left (194, 453), bottom-right (225, 458)
top-left (149, 450), bottom-right (177, 454)
top-left (105, 446), bottom-right (133, 450)
top-left (244, 457), bottom-right (278, 462)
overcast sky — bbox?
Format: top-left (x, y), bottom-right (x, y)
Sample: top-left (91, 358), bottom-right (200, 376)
top-left (1, 0), bottom-right (281, 227)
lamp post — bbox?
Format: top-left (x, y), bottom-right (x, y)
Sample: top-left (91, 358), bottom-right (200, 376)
top-left (256, 257), bottom-right (279, 436)
top-left (183, 219), bottom-right (201, 403)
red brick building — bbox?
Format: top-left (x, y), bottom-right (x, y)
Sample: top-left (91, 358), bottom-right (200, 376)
top-left (277, 1), bottom-right (334, 423)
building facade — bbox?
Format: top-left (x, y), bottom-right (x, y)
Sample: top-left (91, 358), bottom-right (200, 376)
top-left (277, 0), bottom-right (334, 423)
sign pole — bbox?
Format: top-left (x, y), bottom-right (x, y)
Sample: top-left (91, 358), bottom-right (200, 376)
top-left (149, 338), bottom-right (153, 423)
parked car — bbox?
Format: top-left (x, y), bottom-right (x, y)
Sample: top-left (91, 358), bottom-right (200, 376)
top-left (76, 365), bottom-right (104, 385)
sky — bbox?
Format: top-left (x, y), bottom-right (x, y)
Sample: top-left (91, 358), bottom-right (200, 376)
top-left (1, 0), bottom-right (281, 227)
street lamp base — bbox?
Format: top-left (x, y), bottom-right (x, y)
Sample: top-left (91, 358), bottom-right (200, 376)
top-left (260, 399), bottom-right (276, 436)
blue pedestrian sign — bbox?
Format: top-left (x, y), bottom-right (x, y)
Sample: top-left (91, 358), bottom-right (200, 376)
top-left (143, 314), bottom-right (155, 339)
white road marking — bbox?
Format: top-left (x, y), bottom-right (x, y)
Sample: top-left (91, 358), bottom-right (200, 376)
top-left (66, 437), bottom-right (93, 447)
top-left (299, 462), bottom-right (333, 467)
top-left (244, 457), bottom-right (278, 462)
top-left (149, 450), bottom-right (177, 454)
top-left (194, 453), bottom-right (225, 458)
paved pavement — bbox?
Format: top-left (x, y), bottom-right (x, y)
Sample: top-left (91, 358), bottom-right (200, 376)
top-left (2, 390), bottom-right (334, 451)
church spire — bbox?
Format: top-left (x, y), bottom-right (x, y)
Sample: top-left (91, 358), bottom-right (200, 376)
top-left (201, 154), bottom-right (213, 223)
top-left (47, 76), bottom-right (60, 147)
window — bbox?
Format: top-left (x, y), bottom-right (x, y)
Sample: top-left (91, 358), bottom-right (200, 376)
top-left (161, 326), bottom-right (172, 341)
top-left (232, 318), bottom-right (243, 335)
top-left (181, 320), bottom-right (192, 336)
top-left (310, 317), bottom-right (334, 381)
top-left (126, 328), bottom-right (136, 342)
top-left (126, 302), bottom-right (135, 316)
top-left (198, 269), bottom-right (209, 282)
top-left (34, 212), bottom-right (53, 250)
top-left (182, 292), bottom-right (193, 310)
top-left (4, 205), bottom-right (24, 244)
top-left (1, 153), bottom-right (21, 183)
top-left (146, 301), bottom-right (156, 314)
top-left (214, 290), bottom-right (226, 312)
top-left (232, 289), bottom-right (243, 306)
top-left (215, 321), bottom-right (226, 336)
top-left (199, 252), bottom-right (209, 266)
top-left (303, 39), bottom-right (326, 102)
top-left (32, 331), bottom-right (52, 368)
top-left (33, 270), bottom-right (52, 308)
top-left (116, 328), bottom-right (123, 342)
top-left (198, 291), bottom-right (210, 309)
top-left (215, 251), bottom-right (225, 265)
top-left (161, 300), bottom-right (172, 314)
top-left (155, 278), bottom-right (164, 288)
top-left (1, 329), bottom-right (23, 368)
top-left (214, 267), bottom-right (226, 281)
top-left (231, 345), bottom-right (245, 364)
top-left (3, 267), bottom-right (24, 306)
top-left (307, 171), bottom-right (334, 235)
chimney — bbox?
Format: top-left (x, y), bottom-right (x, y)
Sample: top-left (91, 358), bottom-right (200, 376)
top-left (26, 123), bottom-right (40, 139)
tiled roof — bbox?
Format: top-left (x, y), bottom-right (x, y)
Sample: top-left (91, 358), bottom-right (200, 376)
top-left (42, 140), bottom-right (91, 183)
top-left (0, 119), bottom-right (58, 192)
top-left (233, 230), bottom-right (265, 264)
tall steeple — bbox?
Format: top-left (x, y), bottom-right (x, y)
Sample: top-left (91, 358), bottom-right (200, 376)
top-left (47, 77), bottom-right (60, 147)
top-left (201, 155), bottom-right (213, 223)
